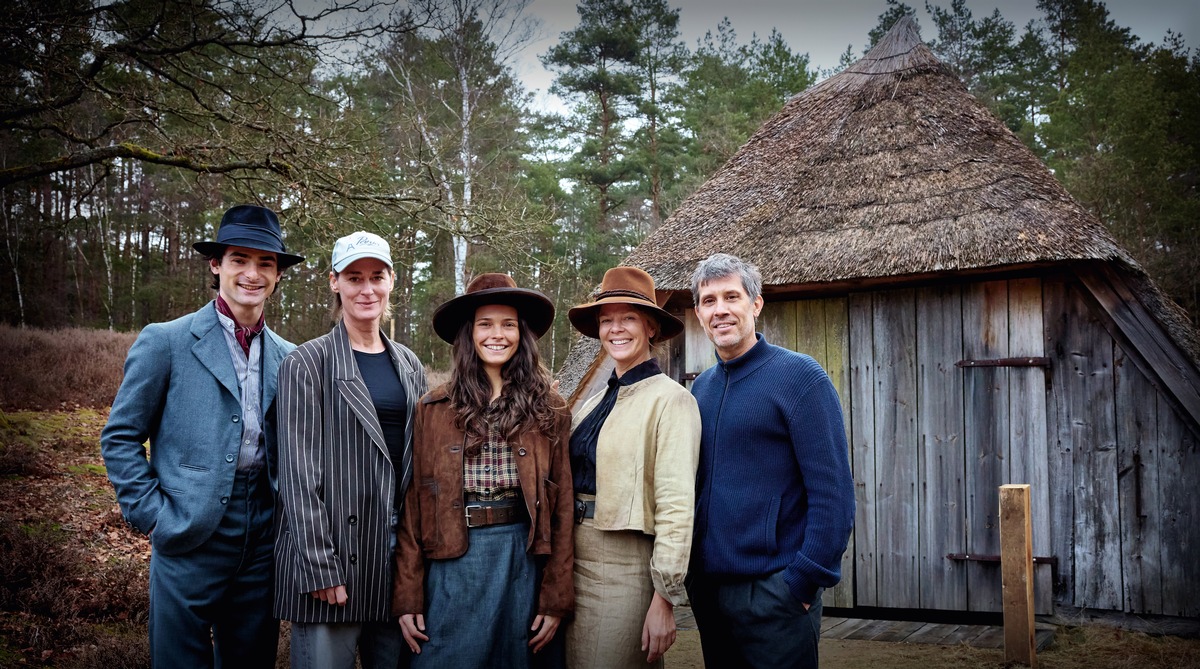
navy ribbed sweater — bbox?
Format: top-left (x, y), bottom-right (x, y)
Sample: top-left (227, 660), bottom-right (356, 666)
top-left (690, 333), bottom-right (855, 604)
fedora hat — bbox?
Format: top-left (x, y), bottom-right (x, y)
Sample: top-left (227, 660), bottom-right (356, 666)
top-left (568, 266), bottom-right (683, 342)
top-left (193, 205), bottom-right (305, 268)
top-left (432, 273), bottom-right (555, 344)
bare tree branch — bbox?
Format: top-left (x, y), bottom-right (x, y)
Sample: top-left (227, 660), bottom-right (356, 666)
top-left (0, 0), bottom-right (427, 215)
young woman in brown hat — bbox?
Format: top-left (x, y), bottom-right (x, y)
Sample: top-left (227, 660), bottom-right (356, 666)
top-left (393, 273), bottom-right (574, 668)
top-left (564, 266), bottom-right (701, 668)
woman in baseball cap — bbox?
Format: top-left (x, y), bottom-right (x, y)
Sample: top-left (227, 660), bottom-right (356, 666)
top-left (273, 230), bottom-right (428, 669)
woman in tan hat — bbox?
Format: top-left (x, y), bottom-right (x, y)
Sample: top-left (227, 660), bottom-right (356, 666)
top-left (564, 266), bottom-right (701, 668)
top-left (394, 273), bottom-right (574, 668)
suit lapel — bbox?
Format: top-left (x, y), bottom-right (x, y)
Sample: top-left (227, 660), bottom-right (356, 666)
top-left (190, 302), bottom-right (240, 401)
top-left (387, 340), bottom-right (424, 500)
top-left (261, 328), bottom-right (284, 413)
top-left (332, 321), bottom-right (388, 456)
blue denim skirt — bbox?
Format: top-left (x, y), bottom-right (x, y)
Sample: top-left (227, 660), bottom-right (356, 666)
top-left (413, 520), bottom-right (537, 669)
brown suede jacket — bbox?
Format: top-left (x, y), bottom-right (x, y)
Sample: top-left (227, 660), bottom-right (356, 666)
top-left (392, 384), bottom-right (575, 618)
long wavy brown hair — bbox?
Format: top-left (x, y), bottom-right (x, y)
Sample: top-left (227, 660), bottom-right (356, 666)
top-left (449, 312), bottom-right (562, 455)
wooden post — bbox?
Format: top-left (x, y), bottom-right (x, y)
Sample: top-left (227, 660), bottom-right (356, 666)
top-left (1000, 484), bottom-right (1038, 667)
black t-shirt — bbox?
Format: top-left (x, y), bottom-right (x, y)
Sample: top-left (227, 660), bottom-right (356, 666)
top-left (353, 349), bottom-right (408, 492)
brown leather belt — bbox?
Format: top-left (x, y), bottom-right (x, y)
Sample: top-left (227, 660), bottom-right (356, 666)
top-left (464, 501), bottom-right (525, 528)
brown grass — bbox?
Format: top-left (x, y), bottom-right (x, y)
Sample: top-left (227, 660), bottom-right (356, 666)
top-left (0, 408), bottom-right (150, 667)
top-left (0, 325), bottom-right (136, 411)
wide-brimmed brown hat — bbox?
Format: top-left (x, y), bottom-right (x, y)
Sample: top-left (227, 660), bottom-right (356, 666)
top-left (568, 266), bottom-right (683, 342)
top-left (432, 273), bottom-right (555, 343)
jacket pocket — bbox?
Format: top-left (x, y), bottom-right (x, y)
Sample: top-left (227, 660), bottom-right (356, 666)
top-left (417, 478), bottom-right (441, 551)
top-left (764, 495), bottom-right (780, 553)
top-left (540, 478), bottom-right (560, 542)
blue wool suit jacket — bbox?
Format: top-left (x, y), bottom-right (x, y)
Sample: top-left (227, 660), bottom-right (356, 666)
top-left (101, 301), bottom-right (293, 555)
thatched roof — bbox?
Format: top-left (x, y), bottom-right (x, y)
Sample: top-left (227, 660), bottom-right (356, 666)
top-left (626, 16), bottom-right (1137, 290)
top-left (557, 17), bottom-right (1200, 404)
top-left (557, 333), bottom-right (604, 408)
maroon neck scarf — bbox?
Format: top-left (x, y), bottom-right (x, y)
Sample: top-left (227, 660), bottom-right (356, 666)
top-left (215, 295), bottom-right (265, 356)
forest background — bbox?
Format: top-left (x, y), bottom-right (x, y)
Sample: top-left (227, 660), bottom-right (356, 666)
top-left (2, 0), bottom-right (1198, 373)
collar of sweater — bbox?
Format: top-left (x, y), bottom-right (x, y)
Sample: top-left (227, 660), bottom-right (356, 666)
top-left (713, 332), bottom-right (776, 382)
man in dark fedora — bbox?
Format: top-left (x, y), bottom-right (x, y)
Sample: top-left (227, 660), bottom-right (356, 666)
top-left (102, 204), bottom-right (305, 667)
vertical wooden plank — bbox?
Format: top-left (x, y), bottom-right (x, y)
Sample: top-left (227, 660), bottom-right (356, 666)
top-left (916, 284), bottom-right (967, 610)
top-left (1115, 347), bottom-right (1162, 614)
top-left (1062, 282), bottom-right (1122, 611)
top-left (1007, 278), bottom-right (1052, 614)
top-left (824, 297), bottom-right (856, 608)
top-left (760, 300), bottom-right (798, 355)
top-left (873, 288), bottom-right (919, 608)
top-left (793, 299), bottom-right (826, 364)
top-left (824, 298), bottom-right (851, 402)
top-left (849, 292), bottom-right (877, 607)
top-left (683, 307), bottom-right (715, 390)
top-left (1157, 401), bottom-right (1200, 617)
top-left (963, 280), bottom-right (1010, 612)
top-left (1042, 278), bottom-right (1075, 609)
top-left (1000, 485), bottom-right (1038, 668)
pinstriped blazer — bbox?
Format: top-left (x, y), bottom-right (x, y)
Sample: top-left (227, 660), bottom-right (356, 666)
top-left (273, 320), bottom-right (427, 623)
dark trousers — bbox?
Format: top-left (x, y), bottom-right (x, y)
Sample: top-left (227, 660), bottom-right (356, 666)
top-left (148, 469), bottom-right (278, 668)
top-left (687, 571), bottom-right (823, 669)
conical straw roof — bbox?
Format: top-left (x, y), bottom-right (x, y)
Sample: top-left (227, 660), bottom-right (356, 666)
top-left (626, 16), bottom-right (1135, 290)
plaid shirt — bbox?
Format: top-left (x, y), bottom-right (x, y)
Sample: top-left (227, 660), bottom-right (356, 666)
top-left (463, 414), bottom-right (520, 500)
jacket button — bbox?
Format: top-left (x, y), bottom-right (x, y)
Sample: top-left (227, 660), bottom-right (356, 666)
top-left (349, 555), bottom-right (358, 564)
top-left (517, 448), bottom-right (527, 456)
top-left (348, 515), bottom-right (357, 525)
top-left (231, 415), bottom-right (240, 423)
top-left (226, 454), bottom-right (235, 463)
top-left (220, 496), bottom-right (229, 504)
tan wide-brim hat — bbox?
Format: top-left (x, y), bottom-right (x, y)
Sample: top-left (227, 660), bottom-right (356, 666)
top-left (432, 273), bottom-right (555, 344)
top-left (568, 266), bottom-right (684, 342)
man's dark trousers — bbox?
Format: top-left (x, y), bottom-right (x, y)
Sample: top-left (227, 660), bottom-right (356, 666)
top-left (688, 571), bottom-right (823, 669)
top-left (149, 468), bottom-right (277, 668)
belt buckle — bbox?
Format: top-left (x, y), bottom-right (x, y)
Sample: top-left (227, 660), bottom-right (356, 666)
top-left (574, 499), bottom-right (587, 524)
top-left (465, 504), bottom-right (484, 528)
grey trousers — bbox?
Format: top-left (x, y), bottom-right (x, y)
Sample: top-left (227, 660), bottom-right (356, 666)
top-left (289, 621), bottom-right (409, 669)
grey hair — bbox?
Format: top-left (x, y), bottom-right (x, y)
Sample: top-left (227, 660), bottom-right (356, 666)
top-left (690, 253), bottom-right (762, 304)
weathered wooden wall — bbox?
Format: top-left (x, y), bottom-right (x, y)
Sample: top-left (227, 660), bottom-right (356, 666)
top-left (676, 273), bottom-right (1199, 618)
top-left (839, 280), bottom-right (1052, 613)
top-left (1044, 277), bottom-right (1200, 618)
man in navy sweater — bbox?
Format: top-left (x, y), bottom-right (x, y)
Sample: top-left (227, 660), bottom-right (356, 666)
top-left (686, 253), bottom-right (854, 669)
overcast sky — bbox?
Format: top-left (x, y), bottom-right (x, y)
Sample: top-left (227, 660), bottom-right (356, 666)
top-left (514, 0), bottom-right (1199, 111)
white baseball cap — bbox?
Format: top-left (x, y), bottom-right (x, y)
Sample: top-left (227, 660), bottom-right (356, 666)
top-left (332, 231), bottom-right (393, 272)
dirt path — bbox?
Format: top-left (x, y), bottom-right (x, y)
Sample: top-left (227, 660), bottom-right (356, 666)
top-left (664, 629), bottom-right (1009, 669)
